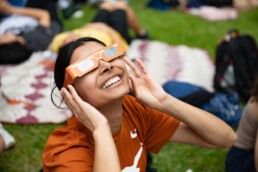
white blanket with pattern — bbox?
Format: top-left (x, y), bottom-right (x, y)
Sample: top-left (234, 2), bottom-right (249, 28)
top-left (127, 39), bottom-right (215, 92)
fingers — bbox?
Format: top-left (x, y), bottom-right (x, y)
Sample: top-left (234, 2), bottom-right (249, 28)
top-left (128, 72), bottom-right (136, 93)
top-left (67, 85), bottom-right (83, 105)
top-left (134, 58), bottom-right (149, 75)
top-left (60, 85), bottom-right (80, 113)
top-left (123, 57), bottom-right (143, 77)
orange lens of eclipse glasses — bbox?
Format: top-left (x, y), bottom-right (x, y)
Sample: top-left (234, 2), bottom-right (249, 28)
top-left (63, 42), bottom-right (125, 88)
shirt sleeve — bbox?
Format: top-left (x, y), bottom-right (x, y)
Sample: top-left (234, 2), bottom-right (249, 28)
top-left (144, 107), bottom-right (180, 153)
top-left (42, 127), bottom-right (94, 172)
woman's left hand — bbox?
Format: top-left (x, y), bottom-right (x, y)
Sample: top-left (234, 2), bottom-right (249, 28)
top-left (123, 57), bottom-right (168, 109)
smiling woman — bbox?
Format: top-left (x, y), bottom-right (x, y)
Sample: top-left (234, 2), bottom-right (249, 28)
top-left (43, 37), bottom-right (236, 172)
top-left (63, 42), bottom-right (125, 88)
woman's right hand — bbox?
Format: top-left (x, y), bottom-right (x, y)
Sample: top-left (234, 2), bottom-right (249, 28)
top-left (61, 85), bottom-right (121, 171)
top-left (60, 85), bottom-right (108, 132)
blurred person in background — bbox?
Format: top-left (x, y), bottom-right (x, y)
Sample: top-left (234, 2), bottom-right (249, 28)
top-left (51, 0), bottom-right (149, 53)
top-left (226, 74), bottom-right (258, 172)
top-left (0, 0), bottom-right (62, 64)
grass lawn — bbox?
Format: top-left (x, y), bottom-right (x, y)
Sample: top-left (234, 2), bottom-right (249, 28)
top-left (0, 0), bottom-right (258, 171)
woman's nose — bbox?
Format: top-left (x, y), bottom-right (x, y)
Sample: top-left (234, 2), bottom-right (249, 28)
top-left (98, 60), bottom-right (113, 74)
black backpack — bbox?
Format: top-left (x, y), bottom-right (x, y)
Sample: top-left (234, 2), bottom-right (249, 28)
top-left (208, 0), bottom-right (233, 7)
top-left (214, 30), bottom-right (258, 103)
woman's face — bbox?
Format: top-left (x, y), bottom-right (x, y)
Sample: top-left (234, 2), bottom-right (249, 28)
top-left (70, 41), bottom-right (130, 108)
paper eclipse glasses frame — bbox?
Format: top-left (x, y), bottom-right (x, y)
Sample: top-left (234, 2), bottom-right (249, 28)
top-left (63, 42), bottom-right (125, 88)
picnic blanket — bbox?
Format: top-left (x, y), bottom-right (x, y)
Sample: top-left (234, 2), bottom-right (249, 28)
top-left (127, 39), bottom-right (215, 92)
top-left (0, 51), bottom-right (72, 124)
top-left (186, 6), bottom-right (237, 21)
top-left (0, 39), bottom-right (215, 124)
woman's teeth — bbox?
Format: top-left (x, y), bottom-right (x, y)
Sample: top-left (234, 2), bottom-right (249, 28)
top-left (102, 76), bottom-right (120, 89)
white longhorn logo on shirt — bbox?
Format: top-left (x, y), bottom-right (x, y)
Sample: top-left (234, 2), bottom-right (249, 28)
top-left (122, 143), bottom-right (143, 172)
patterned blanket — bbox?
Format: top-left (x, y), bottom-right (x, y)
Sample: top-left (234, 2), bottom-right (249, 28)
top-left (0, 51), bottom-right (72, 124)
top-left (0, 40), bottom-right (215, 124)
top-left (127, 40), bottom-right (215, 92)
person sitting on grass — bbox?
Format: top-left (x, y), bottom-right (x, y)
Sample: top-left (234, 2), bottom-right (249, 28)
top-left (42, 37), bottom-right (237, 171)
top-left (226, 74), bottom-right (258, 172)
top-left (0, 0), bottom-right (62, 64)
top-left (51, 0), bottom-right (149, 53)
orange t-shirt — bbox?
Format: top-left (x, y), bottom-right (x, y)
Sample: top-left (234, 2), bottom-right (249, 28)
top-left (42, 95), bottom-right (180, 172)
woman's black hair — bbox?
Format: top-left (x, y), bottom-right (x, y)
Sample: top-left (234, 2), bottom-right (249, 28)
top-left (51, 37), bottom-right (106, 108)
top-left (0, 42), bottom-right (32, 64)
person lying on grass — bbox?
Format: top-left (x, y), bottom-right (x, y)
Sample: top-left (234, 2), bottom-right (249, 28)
top-left (51, 0), bottom-right (149, 53)
top-left (42, 37), bottom-right (237, 172)
top-left (0, 0), bottom-right (62, 64)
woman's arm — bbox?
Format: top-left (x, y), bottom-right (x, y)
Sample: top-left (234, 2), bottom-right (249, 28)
top-left (158, 96), bottom-right (236, 148)
top-left (61, 85), bottom-right (121, 172)
top-left (0, 0), bottom-right (50, 27)
top-left (255, 131), bottom-right (258, 171)
top-left (123, 57), bottom-right (237, 149)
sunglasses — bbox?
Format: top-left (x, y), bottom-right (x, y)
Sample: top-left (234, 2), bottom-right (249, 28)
top-left (63, 42), bottom-right (125, 88)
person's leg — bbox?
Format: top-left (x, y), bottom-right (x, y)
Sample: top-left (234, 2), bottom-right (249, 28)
top-left (25, 0), bottom-right (62, 34)
top-left (226, 146), bottom-right (256, 172)
top-left (91, 2), bottom-right (113, 25)
top-left (25, 0), bottom-right (60, 22)
top-left (94, 1), bottom-right (148, 41)
top-left (115, 1), bottom-right (146, 36)
top-left (109, 8), bottom-right (131, 43)
top-left (114, 1), bottom-right (149, 39)
top-left (0, 135), bottom-right (5, 156)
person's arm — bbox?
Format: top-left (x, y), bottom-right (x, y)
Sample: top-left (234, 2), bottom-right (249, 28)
top-left (123, 57), bottom-right (237, 149)
top-left (255, 131), bottom-right (258, 171)
top-left (0, 0), bottom-right (50, 27)
top-left (60, 85), bottom-right (121, 172)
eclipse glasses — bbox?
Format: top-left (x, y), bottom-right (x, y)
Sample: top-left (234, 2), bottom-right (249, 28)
top-left (63, 42), bottom-right (125, 88)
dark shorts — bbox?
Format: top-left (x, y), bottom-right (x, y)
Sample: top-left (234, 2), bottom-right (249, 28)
top-left (225, 146), bottom-right (256, 172)
top-left (92, 9), bottom-right (131, 44)
top-left (26, 0), bottom-right (62, 27)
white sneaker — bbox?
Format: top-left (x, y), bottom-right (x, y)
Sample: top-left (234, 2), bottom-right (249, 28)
top-left (0, 123), bottom-right (15, 149)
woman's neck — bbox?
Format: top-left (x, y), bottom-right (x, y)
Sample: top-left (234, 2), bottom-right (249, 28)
top-left (98, 98), bottom-right (123, 134)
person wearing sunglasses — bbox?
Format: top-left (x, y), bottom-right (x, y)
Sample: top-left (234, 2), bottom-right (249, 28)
top-left (43, 37), bottom-right (236, 171)
top-left (51, 0), bottom-right (149, 53)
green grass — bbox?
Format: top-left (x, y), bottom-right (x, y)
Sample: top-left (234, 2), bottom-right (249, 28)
top-left (0, 1), bottom-right (258, 171)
